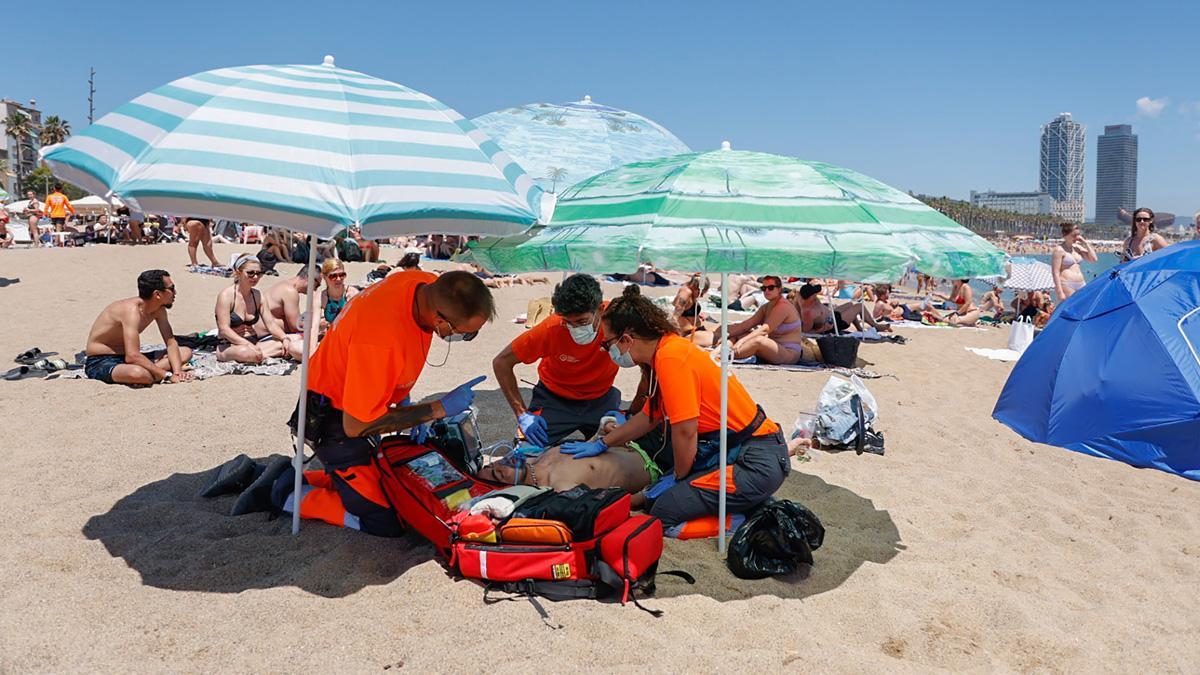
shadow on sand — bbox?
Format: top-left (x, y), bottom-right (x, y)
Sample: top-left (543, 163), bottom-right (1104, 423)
top-left (82, 457), bottom-right (436, 598)
top-left (654, 471), bottom-right (903, 602)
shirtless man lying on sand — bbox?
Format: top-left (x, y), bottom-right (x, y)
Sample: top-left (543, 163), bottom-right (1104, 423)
top-left (83, 269), bottom-right (194, 386)
top-left (476, 430), bottom-right (660, 494)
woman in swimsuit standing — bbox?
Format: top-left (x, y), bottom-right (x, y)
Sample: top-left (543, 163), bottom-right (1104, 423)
top-left (318, 258), bottom-right (358, 334)
top-left (216, 254), bottom-right (293, 363)
top-left (1052, 222), bottom-right (1098, 302)
top-left (712, 276), bottom-right (812, 364)
top-left (1120, 207), bottom-right (1169, 263)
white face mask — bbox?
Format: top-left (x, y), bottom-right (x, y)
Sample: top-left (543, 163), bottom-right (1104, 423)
top-left (567, 322), bottom-right (598, 345)
top-left (608, 341), bottom-right (636, 368)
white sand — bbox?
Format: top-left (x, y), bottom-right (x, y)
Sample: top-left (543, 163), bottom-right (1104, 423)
top-left (0, 243), bottom-right (1196, 672)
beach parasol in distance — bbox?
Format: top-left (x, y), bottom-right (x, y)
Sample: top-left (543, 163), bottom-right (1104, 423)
top-left (42, 55), bottom-right (543, 534)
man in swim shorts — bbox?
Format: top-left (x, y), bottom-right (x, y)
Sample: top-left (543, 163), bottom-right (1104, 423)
top-left (83, 269), bottom-right (194, 386)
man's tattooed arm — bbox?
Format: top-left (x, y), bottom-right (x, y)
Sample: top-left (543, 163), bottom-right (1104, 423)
top-left (346, 401), bottom-right (445, 438)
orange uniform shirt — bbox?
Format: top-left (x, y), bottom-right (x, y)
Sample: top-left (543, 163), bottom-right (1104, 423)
top-left (308, 270), bottom-right (437, 422)
top-left (43, 192), bottom-right (75, 219)
top-left (510, 307), bottom-right (618, 401)
top-left (644, 334), bottom-right (779, 436)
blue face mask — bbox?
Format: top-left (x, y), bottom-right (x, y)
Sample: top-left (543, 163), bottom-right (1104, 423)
top-left (567, 322), bottom-right (598, 345)
top-left (608, 339), bottom-right (636, 368)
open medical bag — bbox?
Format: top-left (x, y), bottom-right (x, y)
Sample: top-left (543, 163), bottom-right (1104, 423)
top-left (374, 437), bottom-right (691, 617)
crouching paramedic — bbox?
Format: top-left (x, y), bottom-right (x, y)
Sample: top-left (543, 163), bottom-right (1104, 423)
top-left (204, 270), bottom-right (495, 536)
top-left (493, 273), bottom-right (645, 447)
top-left (560, 285), bottom-right (789, 532)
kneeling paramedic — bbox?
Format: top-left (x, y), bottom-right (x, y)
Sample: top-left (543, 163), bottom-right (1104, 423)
top-left (561, 285), bottom-right (789, 532)
top-left (493, 273), bottom-right (646, 447)
top-left (204, 270), bottom-right (495, 536)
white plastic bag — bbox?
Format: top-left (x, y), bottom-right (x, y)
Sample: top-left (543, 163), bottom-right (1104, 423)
top-left (814, 375), bottom-right (878, 446)
top-left (1008, 317), bottom-right (1034, 354)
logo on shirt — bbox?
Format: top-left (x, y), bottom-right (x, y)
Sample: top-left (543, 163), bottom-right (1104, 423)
top-left (558, 354), bottom-right (581, 363)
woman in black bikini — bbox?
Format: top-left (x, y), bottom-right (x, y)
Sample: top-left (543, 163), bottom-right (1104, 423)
top-left (215, 254), bottom-right (295, 363)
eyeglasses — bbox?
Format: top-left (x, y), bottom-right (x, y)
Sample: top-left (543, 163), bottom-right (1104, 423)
top-left (326, 272), bottom-right (346, 280)
top-left (437, 311), bottom-right (478, 341)
top-left (762, 284), bottom-right (780, 291)
top-left (160, 285), bottom-right (176, 294)
top-left (244, 270), bottom-right (263, 278)
top-left (599, 333), bottom-right (626, 351)
top-left (1135, 217), bottom-right (1153, 223)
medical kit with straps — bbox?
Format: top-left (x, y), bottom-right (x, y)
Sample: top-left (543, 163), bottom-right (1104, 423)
top-left (374, 437), bottom-right (692, 619)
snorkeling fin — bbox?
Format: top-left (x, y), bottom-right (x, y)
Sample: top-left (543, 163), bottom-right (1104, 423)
top-left (199, 454), bottom-right (257, 498)
top-left (231, 457), bottom-right (290, 516)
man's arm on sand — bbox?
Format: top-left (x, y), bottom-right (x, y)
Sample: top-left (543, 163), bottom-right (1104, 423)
top-left (492, 344), bottom-right (526, 418)
top-left (123, 307), bottom-right (169, 380)
top-left (154, 313), bottom-right (192, 381)
top-left (343, 401), bottom-right (446, 438)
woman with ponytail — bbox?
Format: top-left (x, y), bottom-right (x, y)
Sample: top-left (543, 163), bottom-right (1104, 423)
top-left (561, 285), bottom-right (790, 531)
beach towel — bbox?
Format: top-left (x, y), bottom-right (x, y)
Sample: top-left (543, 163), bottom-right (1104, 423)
top-left (729, 359), bottom-right (889, 380)
top-left (186, 264), bottom-right (232, 278)
top-left (965, 347), bottom-right (1021, 362)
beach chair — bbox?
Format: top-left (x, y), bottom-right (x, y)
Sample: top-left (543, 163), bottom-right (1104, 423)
top-left (7, 223), bottom-right (34, 248)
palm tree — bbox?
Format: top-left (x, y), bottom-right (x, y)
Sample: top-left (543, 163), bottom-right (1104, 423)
top-left (4, 111), bottom-right (34, 147)
top-left (545, 167), bottom-right (569, 194)
top-left (38, 115), bottom-right (70, 146)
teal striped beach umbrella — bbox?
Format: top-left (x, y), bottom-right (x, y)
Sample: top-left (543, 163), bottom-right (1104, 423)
top-left (467, 144), bottom-right (1003, 282)
top-left (41, 56), bottom-right (543, 536)
top-left (41, 56), bottom-right (542, 238)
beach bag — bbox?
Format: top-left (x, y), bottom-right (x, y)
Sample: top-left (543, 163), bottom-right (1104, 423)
top-left (1008, 317), bottom-right (1035, 354)
top-left (726, 499), bottom-right (825, 579)
top-left (815, 335), bottom-right (860, 367)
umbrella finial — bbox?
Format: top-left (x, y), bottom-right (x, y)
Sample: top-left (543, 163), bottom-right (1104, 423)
top-left (322, 55), bottom-right (335, 67)
top-left (721, 140), bottom-right (732, 151)
top-left (583, 94), bottom-right (592, 103)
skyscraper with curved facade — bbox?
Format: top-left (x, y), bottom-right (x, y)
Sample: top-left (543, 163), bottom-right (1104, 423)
top-left (1094, 124), bottom-right (1138, 226)
top-left (1039, 113), bottom-right (1086, 223)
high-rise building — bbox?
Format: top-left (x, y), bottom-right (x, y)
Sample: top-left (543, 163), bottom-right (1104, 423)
top-left (1094, 124), bottom-right (1138, 225)
top-left (0, 98), bottom-right (43, 198)
top-left (970, 190), bottom-right (1054, 215)
top-left (1039, 113), bottom-right (1086, 222)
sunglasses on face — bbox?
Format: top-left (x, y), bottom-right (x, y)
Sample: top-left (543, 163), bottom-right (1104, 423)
top-left (160, 286), bottom-right (176, 294)
top-left (244, 270), bottom-right (263, 278)
top-left (1135, 217), bottom-right (1153, 223)
top-left (326, 272), bottom-right (346, 280)
top-left (437, 311), bottom-right (478, 341)
top-left (762, 284), bottom-right (780, 291)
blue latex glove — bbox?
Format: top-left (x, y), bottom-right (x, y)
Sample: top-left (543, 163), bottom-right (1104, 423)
top-left (604, 410), bottom-right (628, 426)
top-left (411, 423), bottom-right (430, 445)
top-left (561, 437), bottom-right (608, 460)
top-left (644, 474), bottom-right (679, 499)
top-left (518, 411), bottom-right (549, 447)
top-left (439, 375), bottom-right (486, 418)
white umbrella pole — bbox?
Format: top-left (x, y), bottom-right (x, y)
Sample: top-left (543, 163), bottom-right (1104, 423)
top-left (291, 237), bottom-right (319, 535)
top-left (718, 272), bottom-right (729, 553)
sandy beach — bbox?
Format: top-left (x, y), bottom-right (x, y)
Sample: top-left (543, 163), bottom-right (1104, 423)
top-left (0, 242), bottom-right (1197, 673)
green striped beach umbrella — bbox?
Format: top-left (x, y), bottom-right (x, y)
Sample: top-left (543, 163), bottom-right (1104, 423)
top-left (40, 56), bottom-right (543, 536)
top-left (468, 144), bottom-right (1003, 552)
top-left (467, 143), bottom-right (1003, 282)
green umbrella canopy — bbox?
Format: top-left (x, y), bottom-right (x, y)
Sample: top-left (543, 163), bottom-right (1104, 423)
top-left (466, 146), bottom-right (1005, 282)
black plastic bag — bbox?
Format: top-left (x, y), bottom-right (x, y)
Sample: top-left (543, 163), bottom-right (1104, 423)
top-left (726, 499), bottom-right (825, 579)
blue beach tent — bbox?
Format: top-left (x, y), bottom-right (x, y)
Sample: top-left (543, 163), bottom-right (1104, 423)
top-left (993, 241), bottom-right (1200, 479)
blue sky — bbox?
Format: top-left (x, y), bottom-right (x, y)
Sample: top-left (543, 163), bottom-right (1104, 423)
top-left (9, 0), bottom-right (1197, 221)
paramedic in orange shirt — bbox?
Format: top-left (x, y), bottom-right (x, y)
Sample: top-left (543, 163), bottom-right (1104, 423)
top-left (493, 274), bottom-right (644, 446)
top-left (562, 285), bottom-right (789, 529)
top-left (204, 270), bottom-right (496, 536)
top-left (43, 183), bottom-right (76, 239)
